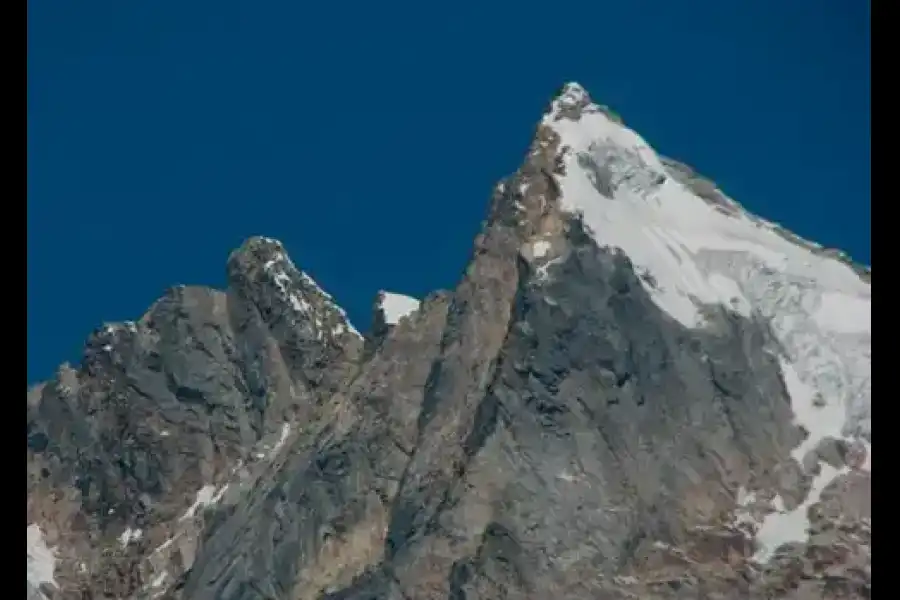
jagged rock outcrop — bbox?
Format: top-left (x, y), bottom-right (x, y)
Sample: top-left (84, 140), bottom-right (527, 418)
top-left (27, 238), bottom-right (364, 599)
top-left (27, 83), bottom-right (870, 600)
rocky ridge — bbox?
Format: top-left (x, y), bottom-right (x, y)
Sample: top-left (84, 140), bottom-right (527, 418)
top-left (27, 83), bottom-right (870, 599)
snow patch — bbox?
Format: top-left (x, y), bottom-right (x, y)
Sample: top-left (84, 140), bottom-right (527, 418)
top-left (118, 527), bottom-right (143, 548)
top-left (379, 292), bottom-right (420, 325)
top-left (150, 571), bottom-right (168, 588)
top-left (151, 535), bottom-right (177, 556)
top-left (140, 569), bottom-right (171, 599)
top-left (753, 464), bottom-right (849, 562)
top-left (814, 292), bottom-right (871, 335)
top-left (733, 487), bottom-right (759, 527)
top-left (271, 422), bottom-right (291, 456)
top-left (27, 524), bottom-right (57, 596)
top-left (543, 84), bottom-right (871, 511)
top-left (556, 470), bottom-right (578, 482)
top-left (778, 359), bottom-right (847, 465)
top-left (261, 247), bottom-right (361, 338)
top-left (543, 87), bottom-right (869, 320)
top-left (180, 484), bottom-right (228, 521)
top-left (706, 273), bottom-right (752, 317)
top-left (532, 240), bottom-right (552, 259)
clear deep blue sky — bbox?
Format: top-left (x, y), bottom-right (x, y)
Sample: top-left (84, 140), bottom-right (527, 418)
top-left (27, 0), bottom-right (870, 384)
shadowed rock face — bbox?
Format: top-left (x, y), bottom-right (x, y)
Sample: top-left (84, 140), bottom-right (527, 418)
top-left (27, 240), bottom-right (365, 599)
top-left (28, 84), bottom-right (870, 600)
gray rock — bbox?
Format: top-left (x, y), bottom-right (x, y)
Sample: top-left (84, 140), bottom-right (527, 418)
top-left (27, 83), bottom-right (869, 600)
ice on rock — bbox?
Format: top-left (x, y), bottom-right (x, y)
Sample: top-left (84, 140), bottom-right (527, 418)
top-left (258, 242), bottom-right (362, 338)
top-left (27, 524), bottom-right (57, 599)
top-left (545, 82), bottom-right (871, 557)
top-left (378, 291), bottom-right (421, 325)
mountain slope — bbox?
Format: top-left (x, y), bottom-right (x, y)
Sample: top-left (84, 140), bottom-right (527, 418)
top-left (27, 83), bottom-right (870, 600)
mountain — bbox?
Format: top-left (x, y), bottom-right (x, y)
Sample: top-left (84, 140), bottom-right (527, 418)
top-left (27, 82), bottom-right (871, 600)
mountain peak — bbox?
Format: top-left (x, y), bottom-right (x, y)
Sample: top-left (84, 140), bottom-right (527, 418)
top-left (27, 82), bottom-right (870, 600)
top-left (553, 81), bottom-right (592, 106)
top-left (544, 81), bottom-right (625, 127)
top-left (227, 235), bottom-right (361, 341)
top-left (544, 81), bottom-right (593, 120)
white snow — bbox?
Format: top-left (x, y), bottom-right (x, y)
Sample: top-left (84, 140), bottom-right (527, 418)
top-left (778, 358), bottom-right (848, 465)
top-left (536, 255), bottom-right (565, 282)
top-left (118, 526), bottom-right (143, 548)
top-left (27, 524), bottom-right (57, 596)
top-left (556, 470), bottom-right (578, 482)
top-left (271, 422), bottom-right (291, 456)
top-left (736, 487), bottom-right (756, 507)
top-left (532, 240), bottom-right (552, 259)
top-left (212, 484), bottom-right (229, 503)
top-left (379, 292), bottom-right (421, 325)
top-left (140, 569), bottom-right (171, 599)
top-left (753, 464), bottom-right (849, 562)
top-left (814, 292), bottom-right (871, 334)
top-left (733, 487), bottom-right (759, 528)
top-left (151, 535), bottom-right (177, 556)
top-left (706, 273), bottom-right (753, 317)
top-left (180, 484), bottom-right (228, 521)
top-left (545, 82), bottom-right (871, 559)
top-left (150, 571), bottom-right (168, 588)
top-left (261, 246), bottom-right (362, 338)
top-left (519, 181), bottom-right (529, 196)
top-left (545, 87), bottom-right (868, 332)
top-left (180, 485), bottom-right (216, 520)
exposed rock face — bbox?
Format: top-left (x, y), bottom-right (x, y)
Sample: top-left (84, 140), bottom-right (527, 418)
top-left (27, 83), bottom-right (870, 599)
top-left (27, 239), bottom-right (364, 599)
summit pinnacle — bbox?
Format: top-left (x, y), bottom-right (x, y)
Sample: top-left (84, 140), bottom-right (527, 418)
top-left (27, 83), bottom-right (870, 600)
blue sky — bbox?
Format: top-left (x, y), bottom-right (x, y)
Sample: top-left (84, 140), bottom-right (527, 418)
top-left (27, 0), bottom-right (869, 384)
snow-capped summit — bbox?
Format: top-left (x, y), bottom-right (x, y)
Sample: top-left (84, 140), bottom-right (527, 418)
top-left (551, 81), bottom-right (591, 110)
top-left (27, 82), bottom-right (870, 600)
top-left (538, 82), bottom-right (870, 560)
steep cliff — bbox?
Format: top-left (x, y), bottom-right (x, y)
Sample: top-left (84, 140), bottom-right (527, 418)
top-left (27, 83), bottom-right (870, 600)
